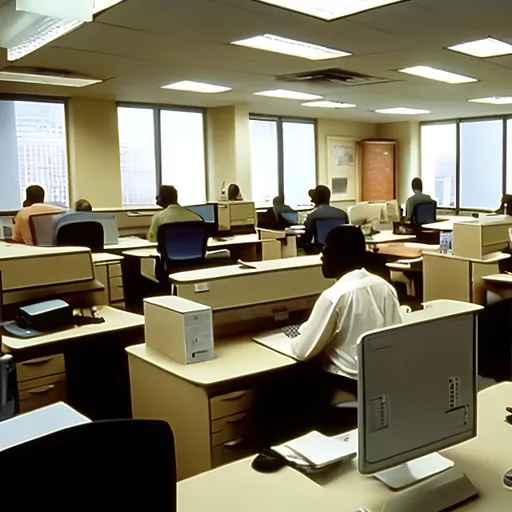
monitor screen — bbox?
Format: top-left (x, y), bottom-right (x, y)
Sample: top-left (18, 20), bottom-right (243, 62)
top-left (357, 313), bottom-right (477, 475)
top-left (187, 205), bottom-right (215, 224)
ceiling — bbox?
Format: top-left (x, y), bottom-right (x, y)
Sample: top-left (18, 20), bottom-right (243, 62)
top-left (2, 0), bottom-right (512, 122)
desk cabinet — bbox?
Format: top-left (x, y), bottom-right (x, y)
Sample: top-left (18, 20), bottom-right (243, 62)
top-left (16, 355), bottom-right (67, 413)
top-left (94, 262), bottom-right (125, 309)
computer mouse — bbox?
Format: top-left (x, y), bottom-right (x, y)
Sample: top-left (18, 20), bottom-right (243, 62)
top-left (251, 449), bottom-right (287, 473)
top-left (504, 469), bottom-right (512, 491)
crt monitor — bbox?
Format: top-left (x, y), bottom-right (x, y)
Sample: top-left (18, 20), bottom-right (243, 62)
top-left (357, 311), bottom-right (479, 510)
top-left (186, 204), bottom-right (218, 235)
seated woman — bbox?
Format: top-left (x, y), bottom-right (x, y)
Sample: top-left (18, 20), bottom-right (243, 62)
top-left (228, 184), bottom-right (243, 201)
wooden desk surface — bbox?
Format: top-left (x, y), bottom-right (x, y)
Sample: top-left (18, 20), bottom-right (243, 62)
top-left (178, 382), bottom-right (512, 512)
top-left (92, 252), bottom-right (124, 265)
top-left (126, 337), bottom-right (296, 386)
top-left (482, 274), bottom-right (512, 285)
top-left (170, 255), bottom-right (322, 284)
top-left (0, 242), bottom-right (88, 259)
top-left (2, 306), bottom-right (144, 353)
top-left (423, 251), bottom-right (511, 264)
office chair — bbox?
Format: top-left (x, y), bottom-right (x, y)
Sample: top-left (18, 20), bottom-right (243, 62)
top-left (56, 221), bottom-right (105, 252)
top-left (0, 353), bottom-right (16, 422)
top-left (156, 222), bottom-right (230, 285)
top-left (0, 419), bottom-right (177, 510)
top-left (411, 200), bottom-right (437, 226)
top-left (314, 216), bottom-right (348, 248)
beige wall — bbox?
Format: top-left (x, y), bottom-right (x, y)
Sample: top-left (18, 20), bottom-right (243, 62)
top-left (206, 104), bottom-right (251, 201)
top-left (67, 98), bottom-right (122, 208)
top-left (317, 118), bottom-right (378, 208)
top-left (377, 121), bottom-right (420, 204)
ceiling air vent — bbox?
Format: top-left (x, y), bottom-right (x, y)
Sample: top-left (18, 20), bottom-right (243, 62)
top-left (277, 68), bottom-right (395, 86)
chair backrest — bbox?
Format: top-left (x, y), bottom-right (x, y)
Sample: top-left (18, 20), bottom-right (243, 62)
top-left (412, 200), bottom-right (437, 225)
top-left (315, 216), bottom-right (348, 247)
top-left (56, 221), bottom-right (105, 252)
top-left (157, 221), bottom-right (208, 265)
top-left (281, 211), bottom-right (299, 225)
top-left (0, 419), bottom-right (176, 510)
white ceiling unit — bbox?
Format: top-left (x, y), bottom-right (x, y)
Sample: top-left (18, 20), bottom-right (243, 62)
top-left (0, 0), bottom-right (93, 61)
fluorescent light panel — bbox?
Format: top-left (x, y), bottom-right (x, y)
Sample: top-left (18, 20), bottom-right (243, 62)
top-left (398, 65), bottom-right (477, 84)
top-left (0, 71), bottom-right (102, 87)
top-left (469, 97), bottom-right (512, 105)
top-left (256, 0), bottom-right (405, 21)
top-left (448, 37), bottom-right (512, 58)
top-left (231, 34), bottom-right (350, 60)
top-left (302, 100), bottom-right (355, 108)
top-left (254, 89), bottom-right (322, 100)
top-left (375, 107), bottom-right (431, 115)
top-left (161, 80), bottom-right (231, 93)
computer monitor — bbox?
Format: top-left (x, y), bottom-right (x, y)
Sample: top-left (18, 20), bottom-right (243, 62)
top-left (357, 311), bottom-right (479, 510)
top-left (348, 203), bottom-right (383, 226)
top-left (186, 204), bottom-right (219, 236)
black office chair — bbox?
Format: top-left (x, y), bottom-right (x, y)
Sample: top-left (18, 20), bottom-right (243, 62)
top-left (0, 419), bottom-right (177, 510)
top-left (156, 221), bottom-right (230, 285)
top-left (411, 200), bottom-right (437, 226)
top-left (56, 221), bottom-right (105, 252)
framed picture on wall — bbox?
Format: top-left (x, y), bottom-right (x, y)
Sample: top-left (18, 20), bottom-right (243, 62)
top-left (326, 136), bottom-right (358, 201)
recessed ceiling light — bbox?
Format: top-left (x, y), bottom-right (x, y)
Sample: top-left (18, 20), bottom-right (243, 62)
top-left (254, 89), bottom-right (323, 100)
top-left (375, 107), bottom-right (431, 115)
top-left (398, 66), bottom-right (477, 84)
top-left (161, 81), bottom-right (232, 93)
top-left (256, 0), bottom-right (406, 21)
top-left (0, 71), bottom-right (102, 88)
top-left (448, 37), bottom-right (512, 58)
top-left (469, 97), bottom-right (512, 105)
top-left (231, 34), bottom-right (350, 60)
top-left (302, 100), bottom-right (356, 108)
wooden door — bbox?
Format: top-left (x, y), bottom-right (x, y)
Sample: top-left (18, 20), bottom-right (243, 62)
top-left (361, 140), bottom-right (397, 201)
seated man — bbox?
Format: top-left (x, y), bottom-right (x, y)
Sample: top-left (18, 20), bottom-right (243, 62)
top-left (13, 185), bottom-right (64, 245)
top-left (289, 225), bottom-right (403, 395)
top-left (147, 185), bottom-right (202, 242)
top-left (405, 177), bottom-right (432, 219)
top-left (301, 185), bottom-right (347, 249)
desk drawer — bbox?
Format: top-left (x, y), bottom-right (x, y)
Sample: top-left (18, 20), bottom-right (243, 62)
top-left (19, 374), bottom-right (67, 413)
top-left (109, 276), bottom-right (125, 302)
top-left (212, 439), bottom-right (252, 468)
top-left (210, 389), bottom-right (254, 420)
top-left (211, 412), bottom-right (252, 446)
top-left (109, 263), bottom-right (123, 278)
top-left (17, 354), bottom-right (65, 383)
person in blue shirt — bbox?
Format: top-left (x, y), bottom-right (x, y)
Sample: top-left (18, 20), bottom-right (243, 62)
top-left (301, 185), bottom-right (348, 249)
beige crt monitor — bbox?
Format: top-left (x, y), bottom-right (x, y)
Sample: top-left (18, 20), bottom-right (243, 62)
top-left (217, 201), bottom-right (256, 233)
top-left (357, 304), bottom-right (481, 512)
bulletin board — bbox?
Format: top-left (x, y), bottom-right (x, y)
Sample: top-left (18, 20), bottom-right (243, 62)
top-left (326, 136), bottom-right (358, 201)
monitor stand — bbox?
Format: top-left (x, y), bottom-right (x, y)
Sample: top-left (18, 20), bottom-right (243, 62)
top-left (376, 454), bottom-right (479, 512)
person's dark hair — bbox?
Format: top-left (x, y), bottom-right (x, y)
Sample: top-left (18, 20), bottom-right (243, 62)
top-left (228, 184), bottom-right (241, 201)
top-left (75, 199), bottom-right (92, 212)
top-left (314, 185), bottom-right (331, 205)
top-left (321, 225), bottom-right (366, 279)
top-left (25, 185), bottom-right (45, 206)
top-left (157, 185), bottom-right (178, 208)
top-left (411, 177), bottom-right (423, 192)
top-left (273, 196), bottom-right (284, 207)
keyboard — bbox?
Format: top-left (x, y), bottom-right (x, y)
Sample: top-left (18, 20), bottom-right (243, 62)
top-left (282, 324), bottom-right (301, 339)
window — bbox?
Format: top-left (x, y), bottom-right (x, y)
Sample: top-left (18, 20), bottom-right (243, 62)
top-left (460, 120), bottom-right (503, 210)
top-left (118, 106), bottom-right (157, 206)
top-left (249, 116), bottom-right (316, 207)
top-left (0, 99), bottom-right (68, 210)
top-left (421, 124), bottom-right (456, 208)
top-left (422, 117), bottom-right (510, 211)
top-left (160, 110), bottom-right (206, 206)
top-left (118, 105), bottom-right (207, 206)
top-left (249, 119), bottom-right (279, 206)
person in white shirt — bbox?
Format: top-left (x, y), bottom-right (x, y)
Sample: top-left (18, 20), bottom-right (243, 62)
top-left (289, 225), bottom-right (403, 395)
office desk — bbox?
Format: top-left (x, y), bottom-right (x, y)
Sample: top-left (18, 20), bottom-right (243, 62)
top-left (105, 236), bottom-right (157, 254)
top-left (178, 382), bottom-right (512, 512)
top-left (482, 273), bottom-right (512, 301)
top-left (2, 307), bottom-right (144, 420)
top-left (423, 216), bottom-right (476, 231)
top-left (127, 338), bottom-right (297, 480)
top-left (365, 231), bottom-right (416, 245)
top-left (372, 243), bottom-right (423, 259)
top-left (423, 251), bottom-right (510, 305)
top-left (92, 253), bottom-right (125, 307)
top-left (0, 402), bottom-right (89, 452)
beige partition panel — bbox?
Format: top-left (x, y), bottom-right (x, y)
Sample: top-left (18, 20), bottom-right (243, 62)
top-left (423, 254), bottom-right (470, 303)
